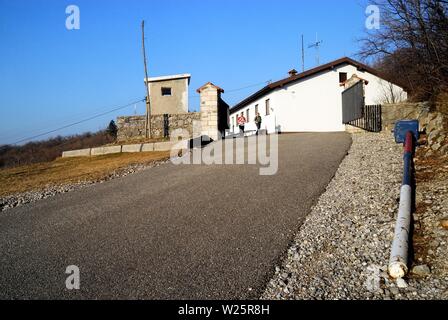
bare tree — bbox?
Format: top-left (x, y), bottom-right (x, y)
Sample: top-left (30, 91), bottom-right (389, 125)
top-left (359, 0), bottom-right (448, 101)
top-left (377, 80), bottom-right (407, 103)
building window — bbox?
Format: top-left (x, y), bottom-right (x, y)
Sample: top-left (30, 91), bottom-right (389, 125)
top-left (339, 72), bottom-right (347, 84)
top-left (255, 104), bottom-right (259, 115)
top-left (265, 99), bottom-right (270, 115)
top-left (232, 116), bottom-right (235, 128)
top-left (246, 109), bottom-right (250, 122)
top-left (161, 87), bottom-right (172, 96)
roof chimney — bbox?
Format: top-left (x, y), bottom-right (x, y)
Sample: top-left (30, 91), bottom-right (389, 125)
top-left (288, 69), bottom-right (298, 77)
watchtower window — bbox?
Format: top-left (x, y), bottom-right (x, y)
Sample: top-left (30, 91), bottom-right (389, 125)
top-left (161, 87), bottom-right (172, 96)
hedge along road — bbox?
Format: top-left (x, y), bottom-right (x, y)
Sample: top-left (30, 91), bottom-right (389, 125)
top-left (0, 133), bottom-right (351, 299)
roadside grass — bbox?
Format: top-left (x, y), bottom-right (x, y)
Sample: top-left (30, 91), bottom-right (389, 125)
top-left (0, 151), bottom-right (170, 197)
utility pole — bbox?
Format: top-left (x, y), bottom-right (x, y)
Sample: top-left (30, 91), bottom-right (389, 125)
top-left (142, 20), bottom-right (151, 139)
top-left (308, 33), bottom-right (323, 66)
top-left (301, 34), bottom-right (305, 72)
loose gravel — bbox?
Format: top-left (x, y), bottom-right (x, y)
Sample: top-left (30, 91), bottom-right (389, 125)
top-left (262, 132), bottom-right (448, 300)
top-left (0, 159), bottom-right (169, 212)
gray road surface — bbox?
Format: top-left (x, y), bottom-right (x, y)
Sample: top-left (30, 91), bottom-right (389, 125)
top-left (0, 133), bottom-right (351, 299)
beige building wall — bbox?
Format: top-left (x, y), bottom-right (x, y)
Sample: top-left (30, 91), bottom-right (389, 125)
top-left (148, 77), bottom-right (189, 115)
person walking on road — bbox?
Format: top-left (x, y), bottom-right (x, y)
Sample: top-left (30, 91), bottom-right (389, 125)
top-left (255, 112), bottom-right (262, 135)
top-left (237, 112), bottom-right (247, 136)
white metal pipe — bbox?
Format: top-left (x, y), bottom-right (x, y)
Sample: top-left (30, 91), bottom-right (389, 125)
top-left (388, 184), bottom-right (412, 278)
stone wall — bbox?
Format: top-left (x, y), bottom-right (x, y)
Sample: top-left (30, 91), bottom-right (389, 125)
top-left (151, 113), bottom-right (200, 138)
top-left (118, 81), bottom-right (229, 143)
top-left (424, 111), bottom-right (448, 154)
top-left (117, 112), bottom-right (200, 142)
top-left (382, 102), bottom-right (448, 155)
top-left (116, 116), bottom-right (146, 141)
top-left (382, 102), bottom-right (431, 132)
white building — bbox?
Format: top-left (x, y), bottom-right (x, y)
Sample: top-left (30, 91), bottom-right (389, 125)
top-left (228, 57), bottom-right (407, 134)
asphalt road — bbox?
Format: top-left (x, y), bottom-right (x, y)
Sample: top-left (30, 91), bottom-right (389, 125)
top-left (0, 133), bottom-right (351, 299)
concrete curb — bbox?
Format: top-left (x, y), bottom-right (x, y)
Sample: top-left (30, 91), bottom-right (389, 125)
top-left (122, 144), bottom-right (143, 153)
top-left (91, 146), bottom-right (122, 156)
top-left (62, 140), bottom-right (188, 158)
top-left (61, 148), bottom-right (92, 158)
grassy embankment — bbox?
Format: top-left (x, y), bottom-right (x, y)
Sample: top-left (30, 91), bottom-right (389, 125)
top-left (0, 151), bottom-right (170, 197)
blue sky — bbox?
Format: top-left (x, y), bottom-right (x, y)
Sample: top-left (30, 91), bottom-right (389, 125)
top-left (0, 0), bottom-right (370, 145)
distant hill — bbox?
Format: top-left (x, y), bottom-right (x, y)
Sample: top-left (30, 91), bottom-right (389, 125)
top-left (0, 131), bottom-right (115, 169)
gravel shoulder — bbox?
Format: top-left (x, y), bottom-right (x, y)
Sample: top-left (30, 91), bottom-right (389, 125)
top-left (262, 132), bottom-right (448, 300)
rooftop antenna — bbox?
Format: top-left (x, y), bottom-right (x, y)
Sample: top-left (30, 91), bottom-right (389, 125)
top-left (301, 34), bottom-right (305, 72)
top-left (308, 33), bottom-right (323, 66)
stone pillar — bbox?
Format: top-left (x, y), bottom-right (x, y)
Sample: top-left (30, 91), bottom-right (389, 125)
top-left (197, 82), bottom-right (224, 141)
